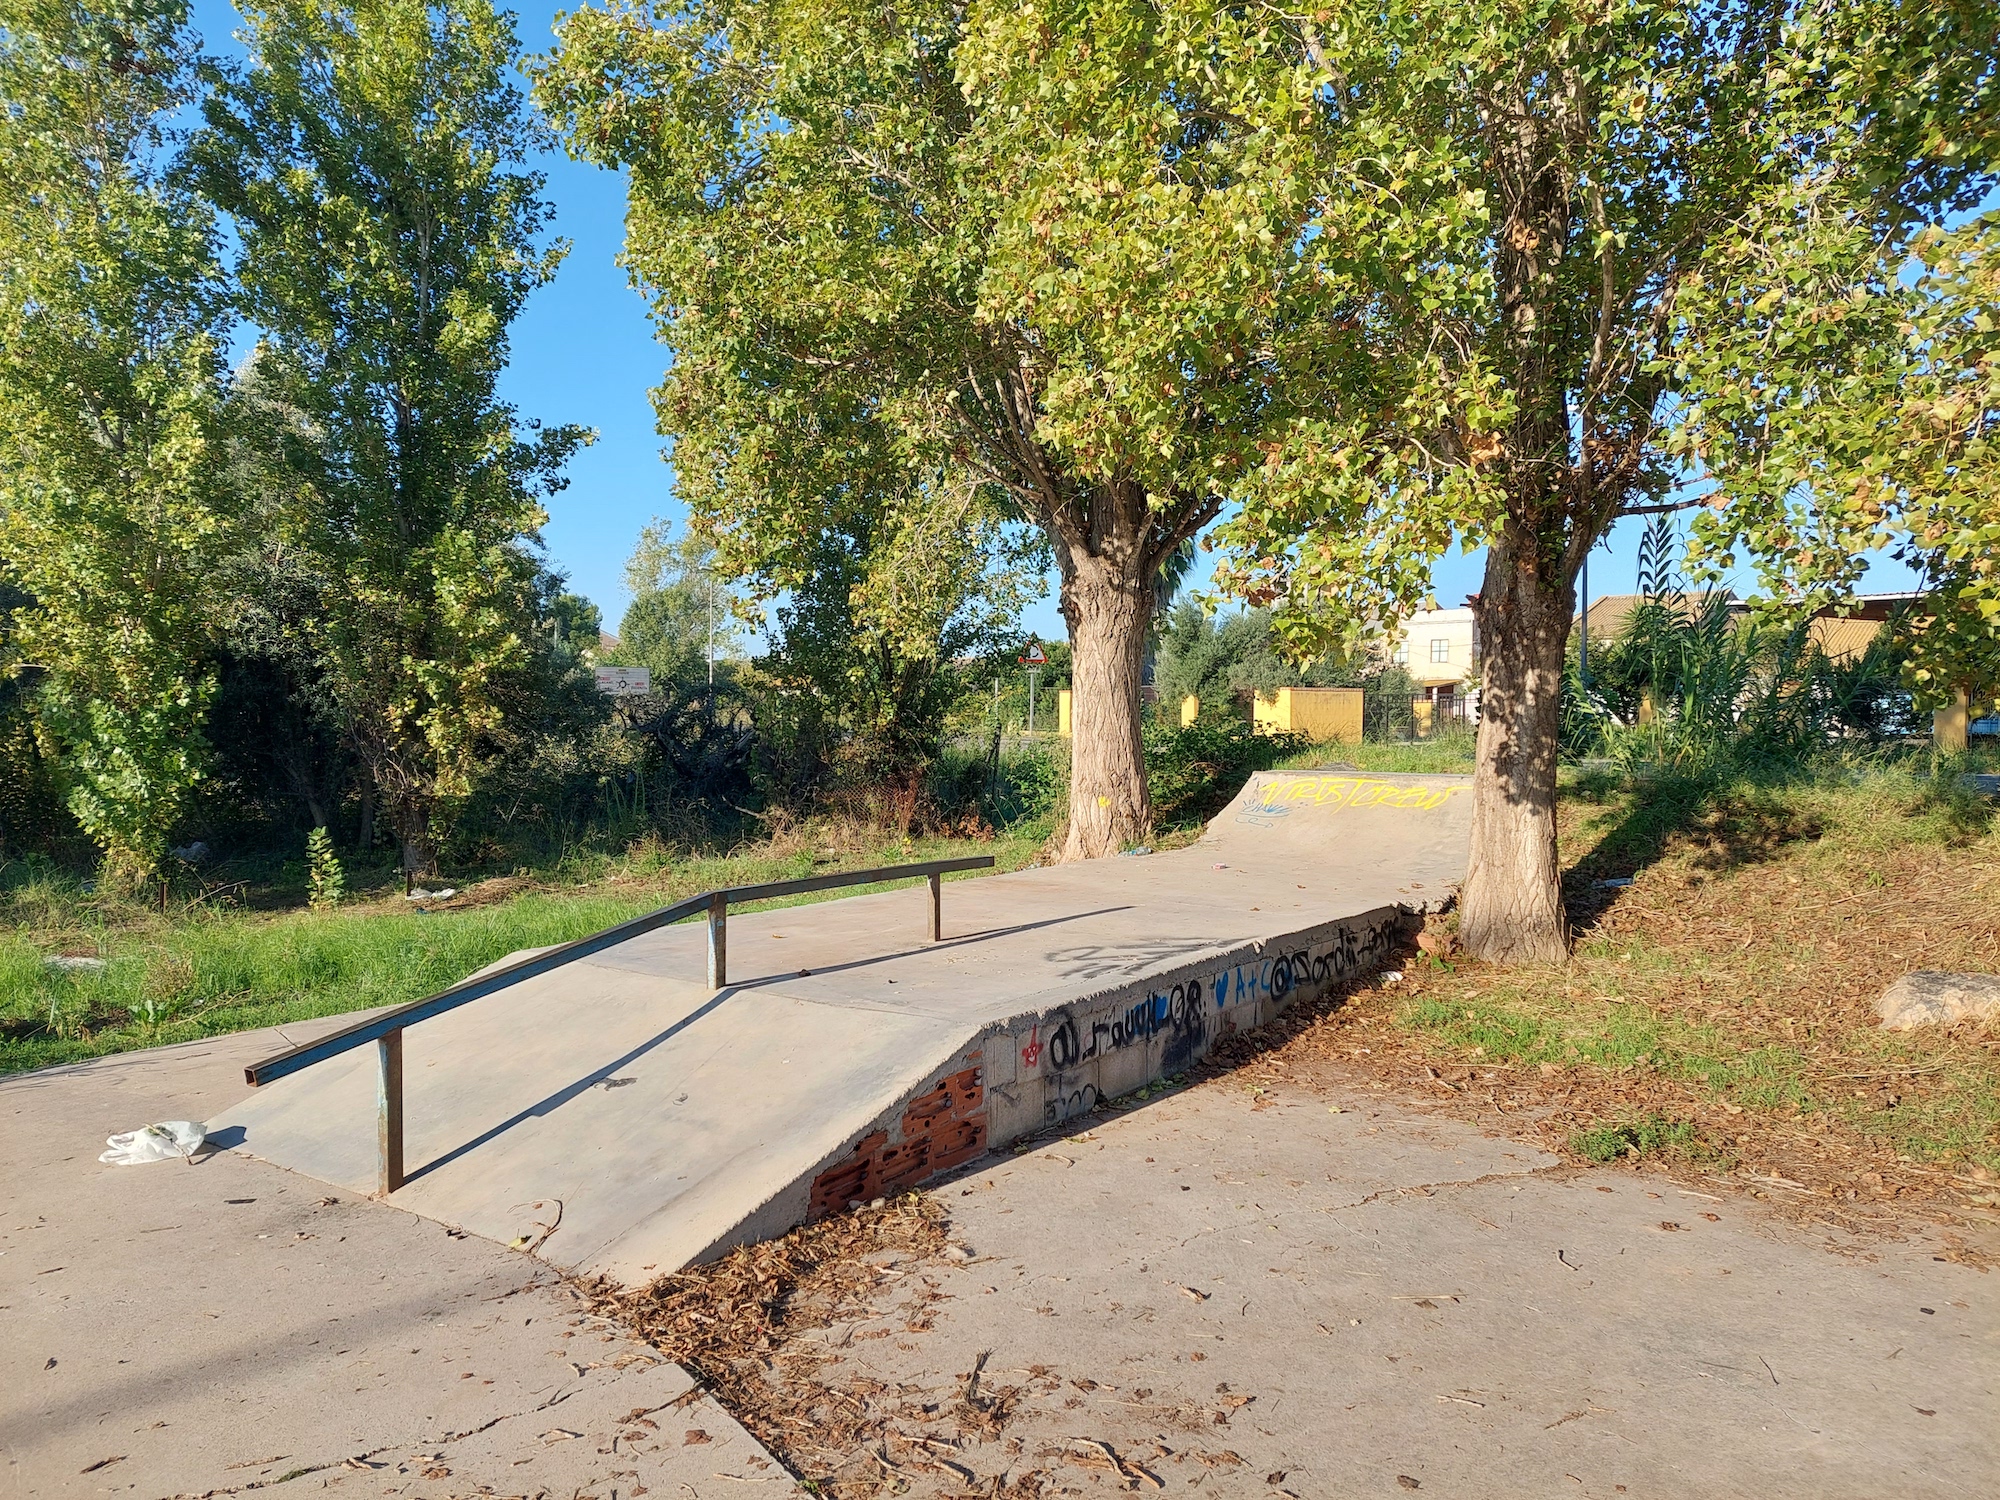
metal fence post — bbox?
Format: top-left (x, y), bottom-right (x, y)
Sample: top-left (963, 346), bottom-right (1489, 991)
top-left (377, 1030), bottom-right (404, 1197)
top-left (707, 893), bottom-right (728, 988)
top-left (927, 872), bottom-right (942, 942)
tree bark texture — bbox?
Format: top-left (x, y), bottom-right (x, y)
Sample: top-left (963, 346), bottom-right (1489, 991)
top-left (1454, 69), bottom-right (1593, 963)
top-left (1459, 529), bottom-right (1573, 964)
top-left (1060, 553), bottom-right (1152, 860)
top-left (961, 367), bottom-right (1217, 863)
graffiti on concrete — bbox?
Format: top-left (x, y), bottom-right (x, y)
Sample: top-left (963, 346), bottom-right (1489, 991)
top-left (808, 1063), bottom-right (987, 1218)
top-left (1025, 914), bottom-right (1404, 1129)
top-left (1240, 774), bottom-right (1469, 823)
top-left (1212, 915), bottom-right (1401, 1009)
top-left (1045, 1082), bottom-right (1099, 1126)
top-left (1029, 979), bottom-right (1207, 1077)
top-left (1045, 936), bottom-right (1217, 982)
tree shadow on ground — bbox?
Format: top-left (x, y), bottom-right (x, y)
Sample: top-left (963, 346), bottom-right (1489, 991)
top-left (1558, 763), bottom-right (1828, 939)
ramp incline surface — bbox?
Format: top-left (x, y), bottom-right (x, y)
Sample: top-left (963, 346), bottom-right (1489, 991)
top-left (212, 769), bottom-right (1472, 1280)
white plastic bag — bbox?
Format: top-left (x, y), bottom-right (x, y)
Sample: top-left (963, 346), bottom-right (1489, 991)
top-left (100, 1121), bottom-right (206, 1166)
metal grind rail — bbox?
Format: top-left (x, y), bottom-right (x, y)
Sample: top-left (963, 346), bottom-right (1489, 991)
top-left (242, 856), bottom-right (996, 1197)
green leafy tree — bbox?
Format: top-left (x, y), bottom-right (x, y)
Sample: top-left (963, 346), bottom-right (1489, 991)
top-left (547, 589), bottom-right (603, 660)
top-left (537, 0), bottom-right (1268, 860)
top-left (0, 0), bottom-right (229, 885)
top-left (759, 500), bottom-right (1042, 789)
top-left (612, 522), bottom-right (747, 689)
top-left (1666, 206), bottom-right (2000, 715)
top-left (196, 0), bottom-right (591, 874)
top-left (1153, 601), bottom-right (1366, 719)
top-left (964, 0), bottom-right (1995, 958)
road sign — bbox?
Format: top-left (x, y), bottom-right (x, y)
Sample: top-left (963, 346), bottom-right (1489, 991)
top-left (1019, 643), bottom-right (1048, 666)
top-left (594, 665), bottom-right (652, 697)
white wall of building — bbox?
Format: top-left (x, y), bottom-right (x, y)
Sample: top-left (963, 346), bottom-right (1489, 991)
top-left (1390, 606), bottom-right (1479, 690)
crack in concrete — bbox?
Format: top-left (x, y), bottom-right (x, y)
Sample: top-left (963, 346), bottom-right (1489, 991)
top-left (152, 1385), bottom-right (693, 1499)
top-left (1325, 1162), bottom-right (1566, 1214)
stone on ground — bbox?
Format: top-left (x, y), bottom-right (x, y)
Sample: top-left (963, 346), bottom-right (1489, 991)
top-left (1877, 970), bottom-right (2000, 1029)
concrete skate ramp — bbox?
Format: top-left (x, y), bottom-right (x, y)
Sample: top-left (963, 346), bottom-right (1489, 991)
top-left (211, 769), bottom-right (1471, 1281)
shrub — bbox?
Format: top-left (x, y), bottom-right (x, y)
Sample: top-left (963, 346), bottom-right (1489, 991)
top-left (1144, 719), bottom-right (1307, 828)
top-left (305, 826), bottom-right (346, 911)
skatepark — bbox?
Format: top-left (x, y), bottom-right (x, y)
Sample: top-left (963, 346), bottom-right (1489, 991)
top-left (207, 769), bottom-right (1471, 1279)
top-left (7, 766), bottom-right (1995, 1497)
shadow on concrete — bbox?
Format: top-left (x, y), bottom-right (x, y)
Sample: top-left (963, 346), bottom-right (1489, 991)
top-left (21, 1241), bottom-right (561, 1444)
top-left (725, 907), bottom-right (1134, 991)
top-left (407, 989), bottom-right (739, 1185)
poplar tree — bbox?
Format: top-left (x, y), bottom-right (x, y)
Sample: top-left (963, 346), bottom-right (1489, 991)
top-left (198, 0), bottom-right (589, 873)
top-left (959, 0), bottom-right (1996, 958)
top-left (0, 0), bottom-right (228, 883)
top-left (537, 0), bottom-right (1281, 858)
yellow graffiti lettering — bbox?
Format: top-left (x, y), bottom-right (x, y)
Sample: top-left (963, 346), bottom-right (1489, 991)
top-left (1256, 775), bottom-right (1468, 814)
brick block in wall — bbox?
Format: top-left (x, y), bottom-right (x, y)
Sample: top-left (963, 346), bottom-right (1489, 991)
top-left (806, 1064), bottom-right (987, 1219)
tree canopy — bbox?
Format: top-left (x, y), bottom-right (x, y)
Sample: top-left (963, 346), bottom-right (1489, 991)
top-left (0, 0), bottom-right (229, 882)
top-left (198, 0), bottom-right (591, 871)
top-left (947, 0), bottom-right (1997, 956)
top-left (537, 0), bottom-right (1284, 858)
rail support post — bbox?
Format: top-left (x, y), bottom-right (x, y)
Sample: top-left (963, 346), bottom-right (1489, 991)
top-left (927, 872), bottom-right (942, 942)
top-left (707, 892), bottom-right (728, 989)
top-left (376, 1030), bottom-right (404, 1197)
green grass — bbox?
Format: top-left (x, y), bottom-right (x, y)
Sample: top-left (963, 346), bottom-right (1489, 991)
top-left (1569, 1112), bottom-right (1709, 1164)
top-left (0, 827), bottom-right (1041, 1075)
top-left (1399, 991), bottom-right (1820, 1114)
top-left (1277, 730), bottom-right (1478, 776)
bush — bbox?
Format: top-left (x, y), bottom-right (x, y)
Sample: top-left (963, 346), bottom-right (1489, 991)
top-left (1144, 719), bottom-right (1307, 828)
top-left (1563, 518), bottom-right (1922, 770)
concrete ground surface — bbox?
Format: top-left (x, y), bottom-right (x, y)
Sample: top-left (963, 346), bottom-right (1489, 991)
top-left (210, 771), bottom-right (1473, 1281)
top-left (1, 1020), bottom-right (796, 1500)
top-left (5, 1013), bottom-right (1997, 1498)
top-left (775, 1080), bottom-right (2000, 1499)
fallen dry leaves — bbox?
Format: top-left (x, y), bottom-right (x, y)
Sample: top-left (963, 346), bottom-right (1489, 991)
top-left (576, 778), bottom-right (2000, 1491)
top-left (575, 1195), bottom-right (960, 1493)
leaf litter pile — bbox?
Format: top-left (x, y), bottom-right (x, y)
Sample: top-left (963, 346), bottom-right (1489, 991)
top-left (575, 1196), bottom-right (960, 1491)
top-left (578, 1196), bottom-right (1264, 1496)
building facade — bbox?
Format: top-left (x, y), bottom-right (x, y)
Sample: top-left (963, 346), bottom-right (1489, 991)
top-left (1391, 606), bottom-right (1479, 715)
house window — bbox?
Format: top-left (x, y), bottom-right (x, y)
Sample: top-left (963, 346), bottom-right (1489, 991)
top-left (1430, 638), bottom-right (1451, 663)
top-left (1393, 642), bottom-right (1409, 666)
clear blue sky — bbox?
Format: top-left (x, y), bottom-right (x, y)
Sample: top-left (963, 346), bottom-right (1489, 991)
top-left (190, 0), bottom-right (1923, 646)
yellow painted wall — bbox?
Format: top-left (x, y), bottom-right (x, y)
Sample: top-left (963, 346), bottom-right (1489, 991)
top-left (1181, 694), bottom-right (1200, 727)
top-left (1808, 615), bottom-right (1884, 664)
top-left (1057, 689), bottom-right (1072, 737)
top-left (1252, 686), bottom-right (1363, 743)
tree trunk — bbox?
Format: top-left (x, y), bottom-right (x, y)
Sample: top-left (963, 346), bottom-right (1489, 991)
top-left (1059, 554), bottom-right (1151, 861)
top-left (1458, 530), bottom-right (1573, 964)
top-left (354, 781), bottom-right (375, 853)
top-left (399, 828), bottom-right (436, 878)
